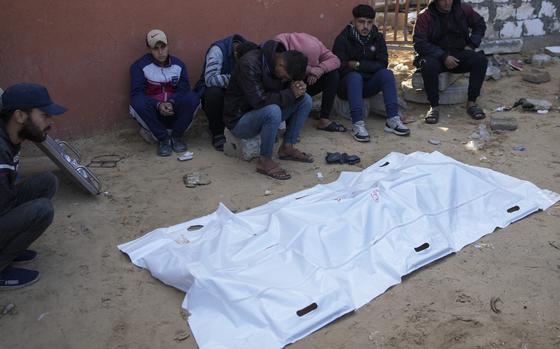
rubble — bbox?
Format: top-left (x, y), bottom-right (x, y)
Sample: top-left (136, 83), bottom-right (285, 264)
top-left (522, 69), bottom-right (551, 84)
top-left (490, 116), bottom-right (518, 131)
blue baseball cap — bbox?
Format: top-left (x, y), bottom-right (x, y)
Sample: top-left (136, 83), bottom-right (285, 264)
top-left (1, 83), bottom-right (67, 115)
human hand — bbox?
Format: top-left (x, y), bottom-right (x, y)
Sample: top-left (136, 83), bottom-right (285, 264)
top-left (306, 75), bottom-right (318, 86)
top-left (291, 80), bottom-right (307, 98)
top-left (464, 45), bottom-right (473, 51)
top-left (309, 66), bottom-right (323, 78)
top-left (158, 102), bottom-right (175, 116)
top-left (444, 55), bottom-right (460, 69)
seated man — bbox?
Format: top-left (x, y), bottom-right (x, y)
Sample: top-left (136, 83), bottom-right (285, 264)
top-left (224, 40), bottom-right (313, 180)
top-left (195, 35), bottom-right (259, 151)
top-left (413, 0), bottom-right (487, 124)
top-left (130, 29), bottom-right (200, 156)
top-left (0, 83), bottom-right (66, 289)
top-left (274, 32), bottom-right (344, 132)
top-left (333, 4), bottom-right (410, 142)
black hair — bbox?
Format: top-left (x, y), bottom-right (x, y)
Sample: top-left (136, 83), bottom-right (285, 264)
top-left (352, 4), bottom-right (376, 19)
top-left (0, 108), bottom-right (32, 122)
top-left (236, 41), bottom-right (259, 58)
top-left (282, 50), bottom-right (308, 81)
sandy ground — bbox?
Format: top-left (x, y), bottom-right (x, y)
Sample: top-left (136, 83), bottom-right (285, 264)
top-left (1, 51), bottom-right (560, 349)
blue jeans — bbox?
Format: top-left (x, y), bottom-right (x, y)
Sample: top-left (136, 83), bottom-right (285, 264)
top-left (231, 94), bottom-right (312, 157)
top-left (338, 69), bottom-right (399, 123)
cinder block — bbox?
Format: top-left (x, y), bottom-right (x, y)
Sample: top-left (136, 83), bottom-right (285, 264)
top-left (523, 19), bottom-right (545, 36)
top-left (490, 116), bottom-right (518, 131)
top-left (401, 79), bottom-right (468, 105)
top-left (411, 71), bottom-right (461, 91)
top-left (479, 39), bottom-right (523, 54)
top-left (223, 129), bottom-right (261, 161)
top-left (500, 22), bottom-right (523, 38)
top-left (516, 3), bottom-right (535, 20)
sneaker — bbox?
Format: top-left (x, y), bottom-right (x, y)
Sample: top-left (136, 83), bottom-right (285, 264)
top-left (157, 138), bottom-right (173, 157)
top-left (212, 134), bottom-right (226, 151)
top-left (171, 135), bottom-right (187, 153)
top-left (384, 116), bottom-right (411, 136)
top-left (351, 120), bottom-right (370, 142)
top-left (13, 250), bottom-right (37, 264)
top-left (0, 266), bottom-right (40, 290)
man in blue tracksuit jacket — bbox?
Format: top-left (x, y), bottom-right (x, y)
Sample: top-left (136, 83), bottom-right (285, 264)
top-left (130, 29), bottom-right (200, 156)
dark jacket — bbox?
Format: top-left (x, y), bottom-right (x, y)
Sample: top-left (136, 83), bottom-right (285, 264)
top-left (194, 34), bottom-right (247, 92)
top-left (332, 24), bottom-right (388, 80)
top-left (223, 40), bottom-right (297, 130)
top-left (0, 120), bottom-right (20, 216)
top-left (413, 0), bottom-right (486, 61)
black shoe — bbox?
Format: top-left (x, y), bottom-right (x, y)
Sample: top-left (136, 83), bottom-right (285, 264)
top-left (212, 134), bottom-right (226, 151)
top-left (0, 266), bottom-right (41, 290)
top-left (157, 138), bottom-right (173, 157)
top-left (13, 250), bottom-right (37, 264)
top-left (171, 135), bottom-right (187, 153)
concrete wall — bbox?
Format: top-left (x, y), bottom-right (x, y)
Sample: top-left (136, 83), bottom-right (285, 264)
top-left (468, 0), bottom-right (560, 38)
top-left (1, 1), bottom-right (558, 137)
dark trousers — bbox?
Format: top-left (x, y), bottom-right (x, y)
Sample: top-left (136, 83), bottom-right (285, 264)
top-left (338, 69), bottom-right (399, 123)
top-left (130, 92), bottom-right (200, 141)
top-left (0, 172), bottom-right (58, 271)
top-left (306, 70), bottom-right (339, 119)
top-left (420, 50), bottom-right (488, 107)
top-left (202, 87), bottom-right (226, 137)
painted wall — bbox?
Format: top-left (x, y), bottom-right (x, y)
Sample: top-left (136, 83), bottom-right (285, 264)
top-left (1, 1), bottom-right (558, 137)
top-left (0, 0), bottom-right (354, 137)
top-left (468, 0), bottom-right (560, 38)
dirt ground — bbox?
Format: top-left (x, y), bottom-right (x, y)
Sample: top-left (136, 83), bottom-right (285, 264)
top-left (1, 51), bottom-right (559, 349)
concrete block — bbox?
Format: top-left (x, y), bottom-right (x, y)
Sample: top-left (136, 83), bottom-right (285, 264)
top-left (223, 129), bottom-right (260, 161)
top-left (500, 22), bottom-right (523, 38)
top-left (411, 71), bottom-right (461, 91)
top-left (479, 38), bottom-right (523, 54)
top-left (334, 96), bottom-right (370, 120)
top-left (516, 3), bottom-right (535, 20)
top-left (539, 1), bottom-right (556, 18)
top-left (523, 19), bottom-right (545, 36)
top-left (401, 79), bottom-right (468, 105)
top-left (544, 46), bottom-right (560, 57)
top-left (522, 69), bottom-right (551, 83)
top-left (496, 5), bottom-right (516, 21)
top-left (490, 116), bottom-right (518, 131)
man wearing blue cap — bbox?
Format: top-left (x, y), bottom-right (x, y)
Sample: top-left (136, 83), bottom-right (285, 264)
top-left (0, 82), bottom-right (66, 289)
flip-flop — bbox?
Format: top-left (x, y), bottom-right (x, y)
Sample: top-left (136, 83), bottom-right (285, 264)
top-left (256, 165), bottom-right (291, 180)
top-left (467, 105), bottom-right (486, 120)
top-left (325, 152), bottom-right (361, 165)
top-left (278, 149), bottom-right (314, 163)
top-left (317, 121), bottom-right (347, 132)
top-left (425, 109), bottom-right (439, 124)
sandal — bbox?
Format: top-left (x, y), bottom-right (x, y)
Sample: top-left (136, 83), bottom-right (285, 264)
top-left (317, 121), bottom-right (347, 132)
top-left (467, 105), bottom-right (486, 120)
top-left (425, 108), bottom-right (439, 124)
top-left (278, 148), bottom-right (314, 163)
top-left (256, 164), bottom-right (291, 180)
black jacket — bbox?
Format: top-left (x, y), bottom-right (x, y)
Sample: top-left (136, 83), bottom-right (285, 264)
top-left (332, 24), bottom-right (388, 80)
top-left (0, 120), bottom-right (20, 216)
top-left (413, 0), bottom-right (486, 61)
top-left (223, 40), bottom-right (297, 130)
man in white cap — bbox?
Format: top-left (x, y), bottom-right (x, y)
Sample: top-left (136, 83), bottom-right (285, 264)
top-left (0, 83), bottom-right (66, 289)
top-left (130, 29), bottom-right (200, 156)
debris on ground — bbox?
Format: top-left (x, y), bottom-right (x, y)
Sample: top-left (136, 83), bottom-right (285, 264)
top-left (1, 303), bottom-right (16, 316)
top-left (490, 297), bottom-right (502, 314)
top-left (544, 46), bottom-right (560, 56)
top-left (513, 98), bottom-right (552, 111)
top-left (508, 59), bottom-right (524, 71)
top-left (177, 151), bottom-right (194, 161)
top-left (174, 330), bottom-right (191, 342)
top-left (183, 172), bottom-right (211, 188)
top-left (428, 139), bottom-right (441, 145)
top-left (531, 53), bottom-right (552, 66)
top-left (522, 69), bottom-right (551, 84)
top-left (513, 145), bottom-right (526, 151)
top-left (264, 190), bottom-right (272, 196)
top-left (490, 116), bottom-right (518, 131)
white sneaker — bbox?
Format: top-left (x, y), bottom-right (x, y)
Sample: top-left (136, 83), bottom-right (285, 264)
top-left (352, 120), bottom-right (370, 142)
top-left (384, 116), bottom-right (411, 136)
